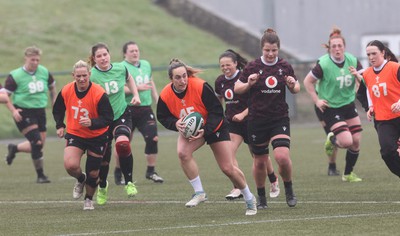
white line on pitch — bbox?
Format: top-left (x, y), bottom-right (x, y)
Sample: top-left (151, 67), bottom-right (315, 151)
top-left (55, 211), bottom-right (400, 236)
top-left (1, 200), bottom-right (400, 204)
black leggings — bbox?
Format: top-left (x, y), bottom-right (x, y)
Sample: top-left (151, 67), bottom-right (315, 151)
top-left (376, 118), bottom-right (400, 177)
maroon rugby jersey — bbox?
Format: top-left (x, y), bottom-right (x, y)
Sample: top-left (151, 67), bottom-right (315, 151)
top-left (215, 71), bottom-right (249, 122)
top-left (239, 57), bottom-right (296, 121)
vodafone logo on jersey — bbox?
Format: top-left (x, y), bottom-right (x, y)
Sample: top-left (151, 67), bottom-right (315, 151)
top-left (224, 89), bottom-right (234, 100)
top-left (265, 76), bottom-right (278, 88)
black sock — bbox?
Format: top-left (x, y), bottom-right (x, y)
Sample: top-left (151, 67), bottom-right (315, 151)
top-left (147, 166), bottom-right (155, 174)
top-left (36, 168), bottom-right (44, 178)
top-left (120, 154), bottom-right (133, 183)
top-left (329, 163), bottom-right (337, 170)
top-left (257, 187), bottom-right (266, 197)
top-left (344, 149), bottom-right (359, 175)
top-left (268, 172), bottom-right (277, 183)
top-left (84, 194), bottom-right (92, 200)
top-left (13, 144), bottom-right (19, 153)
top-left (99, 164), bottom-right (109, 188)
top-left (284, 181), bottom-right (293, 195)
top-left (78, 173), bottom-right (86, 183)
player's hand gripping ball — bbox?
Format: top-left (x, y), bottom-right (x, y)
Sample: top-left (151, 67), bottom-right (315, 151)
top-left (181, 112), bottom-right (204, 138)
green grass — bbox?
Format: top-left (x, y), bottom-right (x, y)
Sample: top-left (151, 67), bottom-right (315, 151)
top-left (0, 0), bottom-right (230, 73)
top-left (0, 3), bottom-right (396, 235)
top-left (0, 0), bottom-right (317, 140)
top-left (0, 125), bottom-right (398, 235)
top-left (0, 0), bottom-right (234, 138)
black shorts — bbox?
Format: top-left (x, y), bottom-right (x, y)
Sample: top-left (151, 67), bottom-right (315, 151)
top-left (129, 106), bottom-right (158, 137)
top-left (322, 102), bottom-right (359, 130)
top-left (314, 105), bottom-right (330, 134)
top-left (247, 117), bottom-right (291, 145)
top-left (204, 120), bottom-right (230, 145)
top-left (64, 133), bottom-right (108, 156)
top-left (228, 120), bottom-right (249, 144)
top-left (108, 106), bottom-right (133, 141)
top-left (15, 107), bottom-right (47, 132)
top-left (314, 105), bottom-right (323, 122)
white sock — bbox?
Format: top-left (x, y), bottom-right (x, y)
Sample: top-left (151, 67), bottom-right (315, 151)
top-left (240, 185), bottom-right (253, 201)
top-left (189, 176), bottom-right (204, 193)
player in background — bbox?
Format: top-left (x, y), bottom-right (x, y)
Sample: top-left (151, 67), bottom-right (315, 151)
top-left (4, 46), bottom-right (56, 184)
top-left (89, 42), bottom-right (141, 205)
top-left (351, 40), bottom-right (400, 180)
top-left (215, 49), bottom-right (280, 208)
top-left (113, 41), bottom-right (164, 185)
top-left (356, 46), bottom-right (398, 114)
top-left (304, 27), bottom-right (363, 182)
top-left (157, 58), bottom-right (257, 216)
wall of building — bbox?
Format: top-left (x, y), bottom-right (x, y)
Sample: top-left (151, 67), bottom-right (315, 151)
top-left (183, 0), bottom-right (400, 62)
top-left (155, 0), bottom-right (304, 118)
top-left (156, 0), bottom-right (400, 119)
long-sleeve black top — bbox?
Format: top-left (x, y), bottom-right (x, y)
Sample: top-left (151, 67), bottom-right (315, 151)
top-left (156, 82), bottom-right (225, 137)
top-left (52, 81), bottom-right (114, 130)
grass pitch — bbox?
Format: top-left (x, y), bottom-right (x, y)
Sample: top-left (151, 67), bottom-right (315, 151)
top-left (0, 124), bottom-right (399, 235)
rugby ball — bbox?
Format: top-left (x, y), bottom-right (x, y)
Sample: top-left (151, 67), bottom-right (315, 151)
top-left (182, 112), bottom-right (204, 138)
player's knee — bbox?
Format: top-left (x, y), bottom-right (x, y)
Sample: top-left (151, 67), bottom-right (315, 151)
top-left (86, 175), bottom-right (99, 188)
top-left (219, 164), bottom-right (235, 177)
top-left (65, 162), bottom-right (80, 174)
top-left (177, 149), bottom-right (191, 163)
top-left (85, 155), bottom-right (101, 188)
top-left (87, 154), bottom-right (102, 172)
top-left (116, 140), bottom-right (131, 157)
top-left (31, 143), bottom-right (43, 160)
top-left (251, 144), bottom-right (269, 155)
top-left (25, 130), bottom-right (43, 159)
top-left (253, 156), bottom-right (268, 169)
top-left (271, 138), bottom-right (290, 149)
top-left (114, 125), bottom-right (131, 139)
top-left (144, 137), bottom-right (158, 154)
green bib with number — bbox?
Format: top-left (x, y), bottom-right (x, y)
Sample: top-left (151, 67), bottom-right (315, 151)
top-left (122, 60), bottom-right (153, 106)
top-left (10, 65), bottom-right (50, 108)
top-left (90, 63), bottom-right (128, 120)
top-left (317, 53), bottom-right (357, 108)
